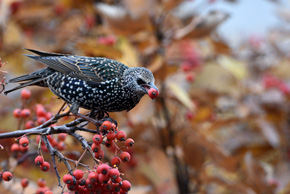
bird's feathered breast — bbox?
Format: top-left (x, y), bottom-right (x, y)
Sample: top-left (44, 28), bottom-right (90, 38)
top-left (24, 49), bottom-right (129, 87)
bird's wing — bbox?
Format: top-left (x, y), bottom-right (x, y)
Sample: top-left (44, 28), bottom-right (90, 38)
top-left (24, 49), bottom-right (129, 85)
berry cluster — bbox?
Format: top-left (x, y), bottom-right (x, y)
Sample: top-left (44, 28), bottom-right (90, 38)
top-left (5, 89), bottom-right (135, 193)
top-left (13, 89), bottom-right (55, 129)
top-left (62, 167), bottom-right (131, 193)
top-left (179, 41), bottom-right (201, 83)
top-left (262, 74), bottom-right (290, 95)
top-left (57, 120), bottom-right (134, 193)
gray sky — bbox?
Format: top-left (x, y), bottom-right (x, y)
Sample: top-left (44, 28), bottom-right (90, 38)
top-left (197, 0), bottom-right (290, 41)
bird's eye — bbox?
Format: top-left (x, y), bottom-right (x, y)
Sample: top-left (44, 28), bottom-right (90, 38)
top-left (137, 78), bottom-right (146, 85)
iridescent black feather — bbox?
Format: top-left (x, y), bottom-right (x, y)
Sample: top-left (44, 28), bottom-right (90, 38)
top-left (5, 49), bottom-right (158, 114)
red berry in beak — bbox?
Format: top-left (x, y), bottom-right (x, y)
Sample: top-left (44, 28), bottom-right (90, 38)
top-left (148, 88), bottom-right (159, 99)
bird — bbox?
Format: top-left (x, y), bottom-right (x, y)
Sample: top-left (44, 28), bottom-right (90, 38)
top-left (4, 49), bottom-right (159, 115)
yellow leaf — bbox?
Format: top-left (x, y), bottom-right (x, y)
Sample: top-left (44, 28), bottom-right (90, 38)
top-left (218, 56), bottom-right (247, 80)
top-left (168, 81), bottom-right (195, 111)
top-left (118, 38), bottom-right (139, 67)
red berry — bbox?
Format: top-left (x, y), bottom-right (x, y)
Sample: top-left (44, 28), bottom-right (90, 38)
top-left (97, 163), bottom-right (110, 175)
top-left (95, 149), bottom-right (104, 160)
top-left (2, 171), bottom-right (13, 181)
top-left (19, 145), bottom-right (28, 153)
top-left (91, 143), bottom-right (101, 152)
top-left (85, 15), bottom-right (95, 29)
top-left (98, 173), bottom-right (109, 183)
top-left (58, 133), bottom-right (67, 141)
top-left (21, 89), bottom-right (31, 100)
top-left (105, 140), bottom-right (113, 148)
top-left (37, 178), bottom-right (46, 187)
top-left (57, 142), bottom-right (66, 151)
top-left (93, 134), bottom-right (103, 144)
top-left (13, 108), bottom-right (22, 118)
top-left (111, 157), bottom-right (121, 167)
top-left (112, 176), bottom-right (122, 183)
top-left (37, 117), bottom-right (46, 125)
top-left (106, 131), bottom-right (116, 141)
top-left (102, 120), bottom-right (112, 131)
top-left (36, 187), bottom-right (49, 194)
top-left (120, 152), bottom-right (131, 162)
top-left (185, 111), bottom-right (194, 120)
top-left (35, 155), bottom-right (44, 166)
top-left (186, 73), bottom-right (195, 82)
top-left (121, 180), bottom-right (131, 191)
top-left (63, 174), bottom-right (73, 184)
top-left (148, 88), bottom-right (159, 99)
top-left (21, 178), bottom-right (29, 188)
top-left (21, 109), bottom-right (31, 118)
top-left (88, 172), bottom-right (98, 183)
top-left (73, 169), bottom-right (84, 180)
top-left (181, 62), bottom-right (191, 72)
top-left (109, 168), bottom-right (120, 179)
top-left (116, 131), bottom-right (126, 141)
top-left (45, 112), bottom-right (53, 120)
top-left (10, 1), bottom-right (22, 14)
top-left (125, 138), bottom-right (134, 147)
top-left (40, 161), bottom-right (50, 171)
top-left (112, 184), bottom-right (121, 192)
top-left (10, 143), bottom-right (20, 152)
top-left (19, 137), bottom-right (29, 147)
top-left (98, 35), bottom-right (117, 46)
top-left (25, 120), bottom-right (35, 129)
top-left (54, 3), bottom-right (65, 15)
top-left (36, 104), bottom-right (46, 117)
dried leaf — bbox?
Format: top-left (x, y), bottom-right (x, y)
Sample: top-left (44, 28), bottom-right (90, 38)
top-left (167, 81), bottom-right (195, 111)
top-left (218, 56), bottom-right (247, 80)
top-left (256, 119), bottom-right (280, 148)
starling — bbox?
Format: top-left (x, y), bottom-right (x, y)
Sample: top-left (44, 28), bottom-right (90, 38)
top-left (5, 49), bottom-right (159, 114)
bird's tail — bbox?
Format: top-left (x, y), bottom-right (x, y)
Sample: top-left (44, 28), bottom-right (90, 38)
top-left (4, 68), bottom-right (52, 95)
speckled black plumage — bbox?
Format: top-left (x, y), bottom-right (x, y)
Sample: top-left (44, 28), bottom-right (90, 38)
top-left (5, 49), bottom-right (158, 113)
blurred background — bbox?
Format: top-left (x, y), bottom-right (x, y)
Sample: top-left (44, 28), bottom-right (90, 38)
top-left (1, 0), bottom-right (290, 193)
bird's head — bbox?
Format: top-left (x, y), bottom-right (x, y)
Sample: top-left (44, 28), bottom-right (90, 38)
top-left (123, 67), bottom-right (159, 99)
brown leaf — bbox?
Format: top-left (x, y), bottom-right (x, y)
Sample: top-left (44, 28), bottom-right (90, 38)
top-left (183, 142), bottom-right (206, 169)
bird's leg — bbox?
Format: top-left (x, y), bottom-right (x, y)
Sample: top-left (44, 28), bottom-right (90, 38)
top-left (69, 102), bottom-right (80, 115)
top-left (88, 110), bottom-right (98, 118)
